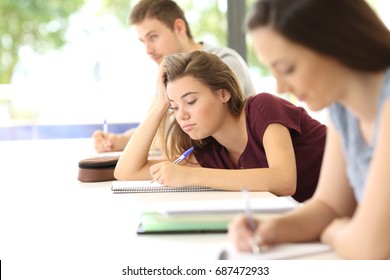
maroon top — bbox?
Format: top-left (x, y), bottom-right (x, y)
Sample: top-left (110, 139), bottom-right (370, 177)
top-left (195, 93), bottom-right (326, 202)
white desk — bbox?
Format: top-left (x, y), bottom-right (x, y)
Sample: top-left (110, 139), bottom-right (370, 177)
top-left (0, 138), bottom-right (342, 280)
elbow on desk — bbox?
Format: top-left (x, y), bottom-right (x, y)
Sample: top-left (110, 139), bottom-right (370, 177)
top-left (333, 231), bottom-right (390, 260)
top-left (113, 166), bottom-right (130, 181)
top-left (114, 166), bottom-right (146, 181)
top-left (268, 176), bottom-right (297, 197)
top-left (114, 157), bottom-right (138, 180)
top-left (274, 185), bottom-right (296, 197)
top-left (335, 244), bottom-right (390, 260)
top-left (113, 167), bottom-right (124, 180)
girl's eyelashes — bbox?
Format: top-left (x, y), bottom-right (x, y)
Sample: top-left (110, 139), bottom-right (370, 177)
top-left (274, 65), bottom-right (295, 77)
top-left (187, 99), bottom-right (197, 105)
top-left (282, 66), bottom-right (295, 75)
top-left (169, 99), bottom-right (197, 111)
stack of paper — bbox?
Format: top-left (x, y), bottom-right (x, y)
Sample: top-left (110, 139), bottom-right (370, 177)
top-left (137, 196), bottom-right (300, 234)
top-left (156, 196), bottom-right (300, 215)
top-left (218, 243), bottom-right (333, 260)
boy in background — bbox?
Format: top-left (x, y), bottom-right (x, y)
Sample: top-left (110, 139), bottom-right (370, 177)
top-left (93, 0), bottom-right (255, 152)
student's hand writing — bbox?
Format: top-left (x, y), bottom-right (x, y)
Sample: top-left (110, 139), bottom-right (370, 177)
top-left (149, 161), bottom-right (191, 186)
top-left (228, 214), bottom-right (277, 252)
top-left (92, 130), bottom-right (128, 152)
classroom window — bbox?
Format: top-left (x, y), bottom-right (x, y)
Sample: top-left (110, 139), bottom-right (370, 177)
top-left (0, 0), bottom-right (388, 139)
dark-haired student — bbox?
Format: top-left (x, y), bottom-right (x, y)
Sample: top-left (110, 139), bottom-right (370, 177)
top-left (228, 0), bottom-right (390, 259)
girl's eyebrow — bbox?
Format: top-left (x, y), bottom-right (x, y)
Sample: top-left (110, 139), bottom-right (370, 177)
top-left (271, 57), bottom-right (291, 68)
top-left (168, 91), bottom-right (198, 102)
top-left (271, 59), bottom-right (283, 68)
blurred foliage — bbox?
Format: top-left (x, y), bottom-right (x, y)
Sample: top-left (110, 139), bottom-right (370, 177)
top-left (366, 0), bottom-right (379, 10)
top-left (0, 0), bottom-right (85, 83)
top-left (0, 0), bottom-right (383, 84)
top-left (181, 0), bottom-right (269, 75)
top-left (99, 0), bottom-right (132, 25)
top-left (0, 0), bottom-right (135, 84)
top-left (0, 0), bottom-right (271, 85)
top-left (181, 1), bottom-right (227, 46)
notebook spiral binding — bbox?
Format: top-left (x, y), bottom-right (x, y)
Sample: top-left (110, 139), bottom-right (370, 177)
top-left (111, 184), bottom-right (219, 193)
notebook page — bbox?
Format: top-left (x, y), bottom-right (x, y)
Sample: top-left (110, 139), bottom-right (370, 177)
top-left (155, 196), bottom-right (300, 215)
top-left (219, 242), bottom-right (332, 260)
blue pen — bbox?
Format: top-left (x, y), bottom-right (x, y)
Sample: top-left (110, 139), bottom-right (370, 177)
top-left (172, 147), bottom-right (194, 164)
top-left (151, 147), bottom-right (194, 183)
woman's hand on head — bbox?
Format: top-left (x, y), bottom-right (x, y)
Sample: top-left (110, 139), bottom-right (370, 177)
top-left (156, 59), bottom-right (171, 110)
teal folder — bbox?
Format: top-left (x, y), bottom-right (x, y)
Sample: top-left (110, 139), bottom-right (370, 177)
top-left (136, 196), bottom-right (300, 234)
top-left (137, 212), bottom-right (230, 234)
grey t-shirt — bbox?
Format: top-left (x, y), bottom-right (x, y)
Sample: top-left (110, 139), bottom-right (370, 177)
top-left (202, 42), bottom-right (256, 97)
top-left (329, 67), bottom-right (390, 202)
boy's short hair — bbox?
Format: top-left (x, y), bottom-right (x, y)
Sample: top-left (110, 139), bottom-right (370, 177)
top-left (129, 0), bottom-right (193, 39)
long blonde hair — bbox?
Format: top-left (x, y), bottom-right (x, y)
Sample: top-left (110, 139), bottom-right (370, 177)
top-left (159, 50), bottom-right (246, 160)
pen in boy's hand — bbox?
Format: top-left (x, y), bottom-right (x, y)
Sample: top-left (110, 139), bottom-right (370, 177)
top-left (103, 119), bottom-right (108, 138)
top-left (241, 186), bottom-right (261, 254)
top-left (151, 147), bottom-right (194, 183)
top-left (102, 119), bottom-right (109, 151)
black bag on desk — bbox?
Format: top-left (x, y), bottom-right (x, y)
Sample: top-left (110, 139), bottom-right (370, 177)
top-left (78, 155), bottom-right (120, 182)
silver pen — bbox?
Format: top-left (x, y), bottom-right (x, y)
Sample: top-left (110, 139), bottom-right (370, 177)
top-left (242, 187), bottom-right (261, 254)
top-left (103, 119), bottom-right (108, 139)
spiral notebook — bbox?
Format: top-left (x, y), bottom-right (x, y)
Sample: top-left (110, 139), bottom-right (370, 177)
top-left (111, 180), bottom-right (220, 193)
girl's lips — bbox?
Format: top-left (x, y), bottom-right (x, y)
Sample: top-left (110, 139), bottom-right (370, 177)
top-left (181, 124), bottom-right (195, 132)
